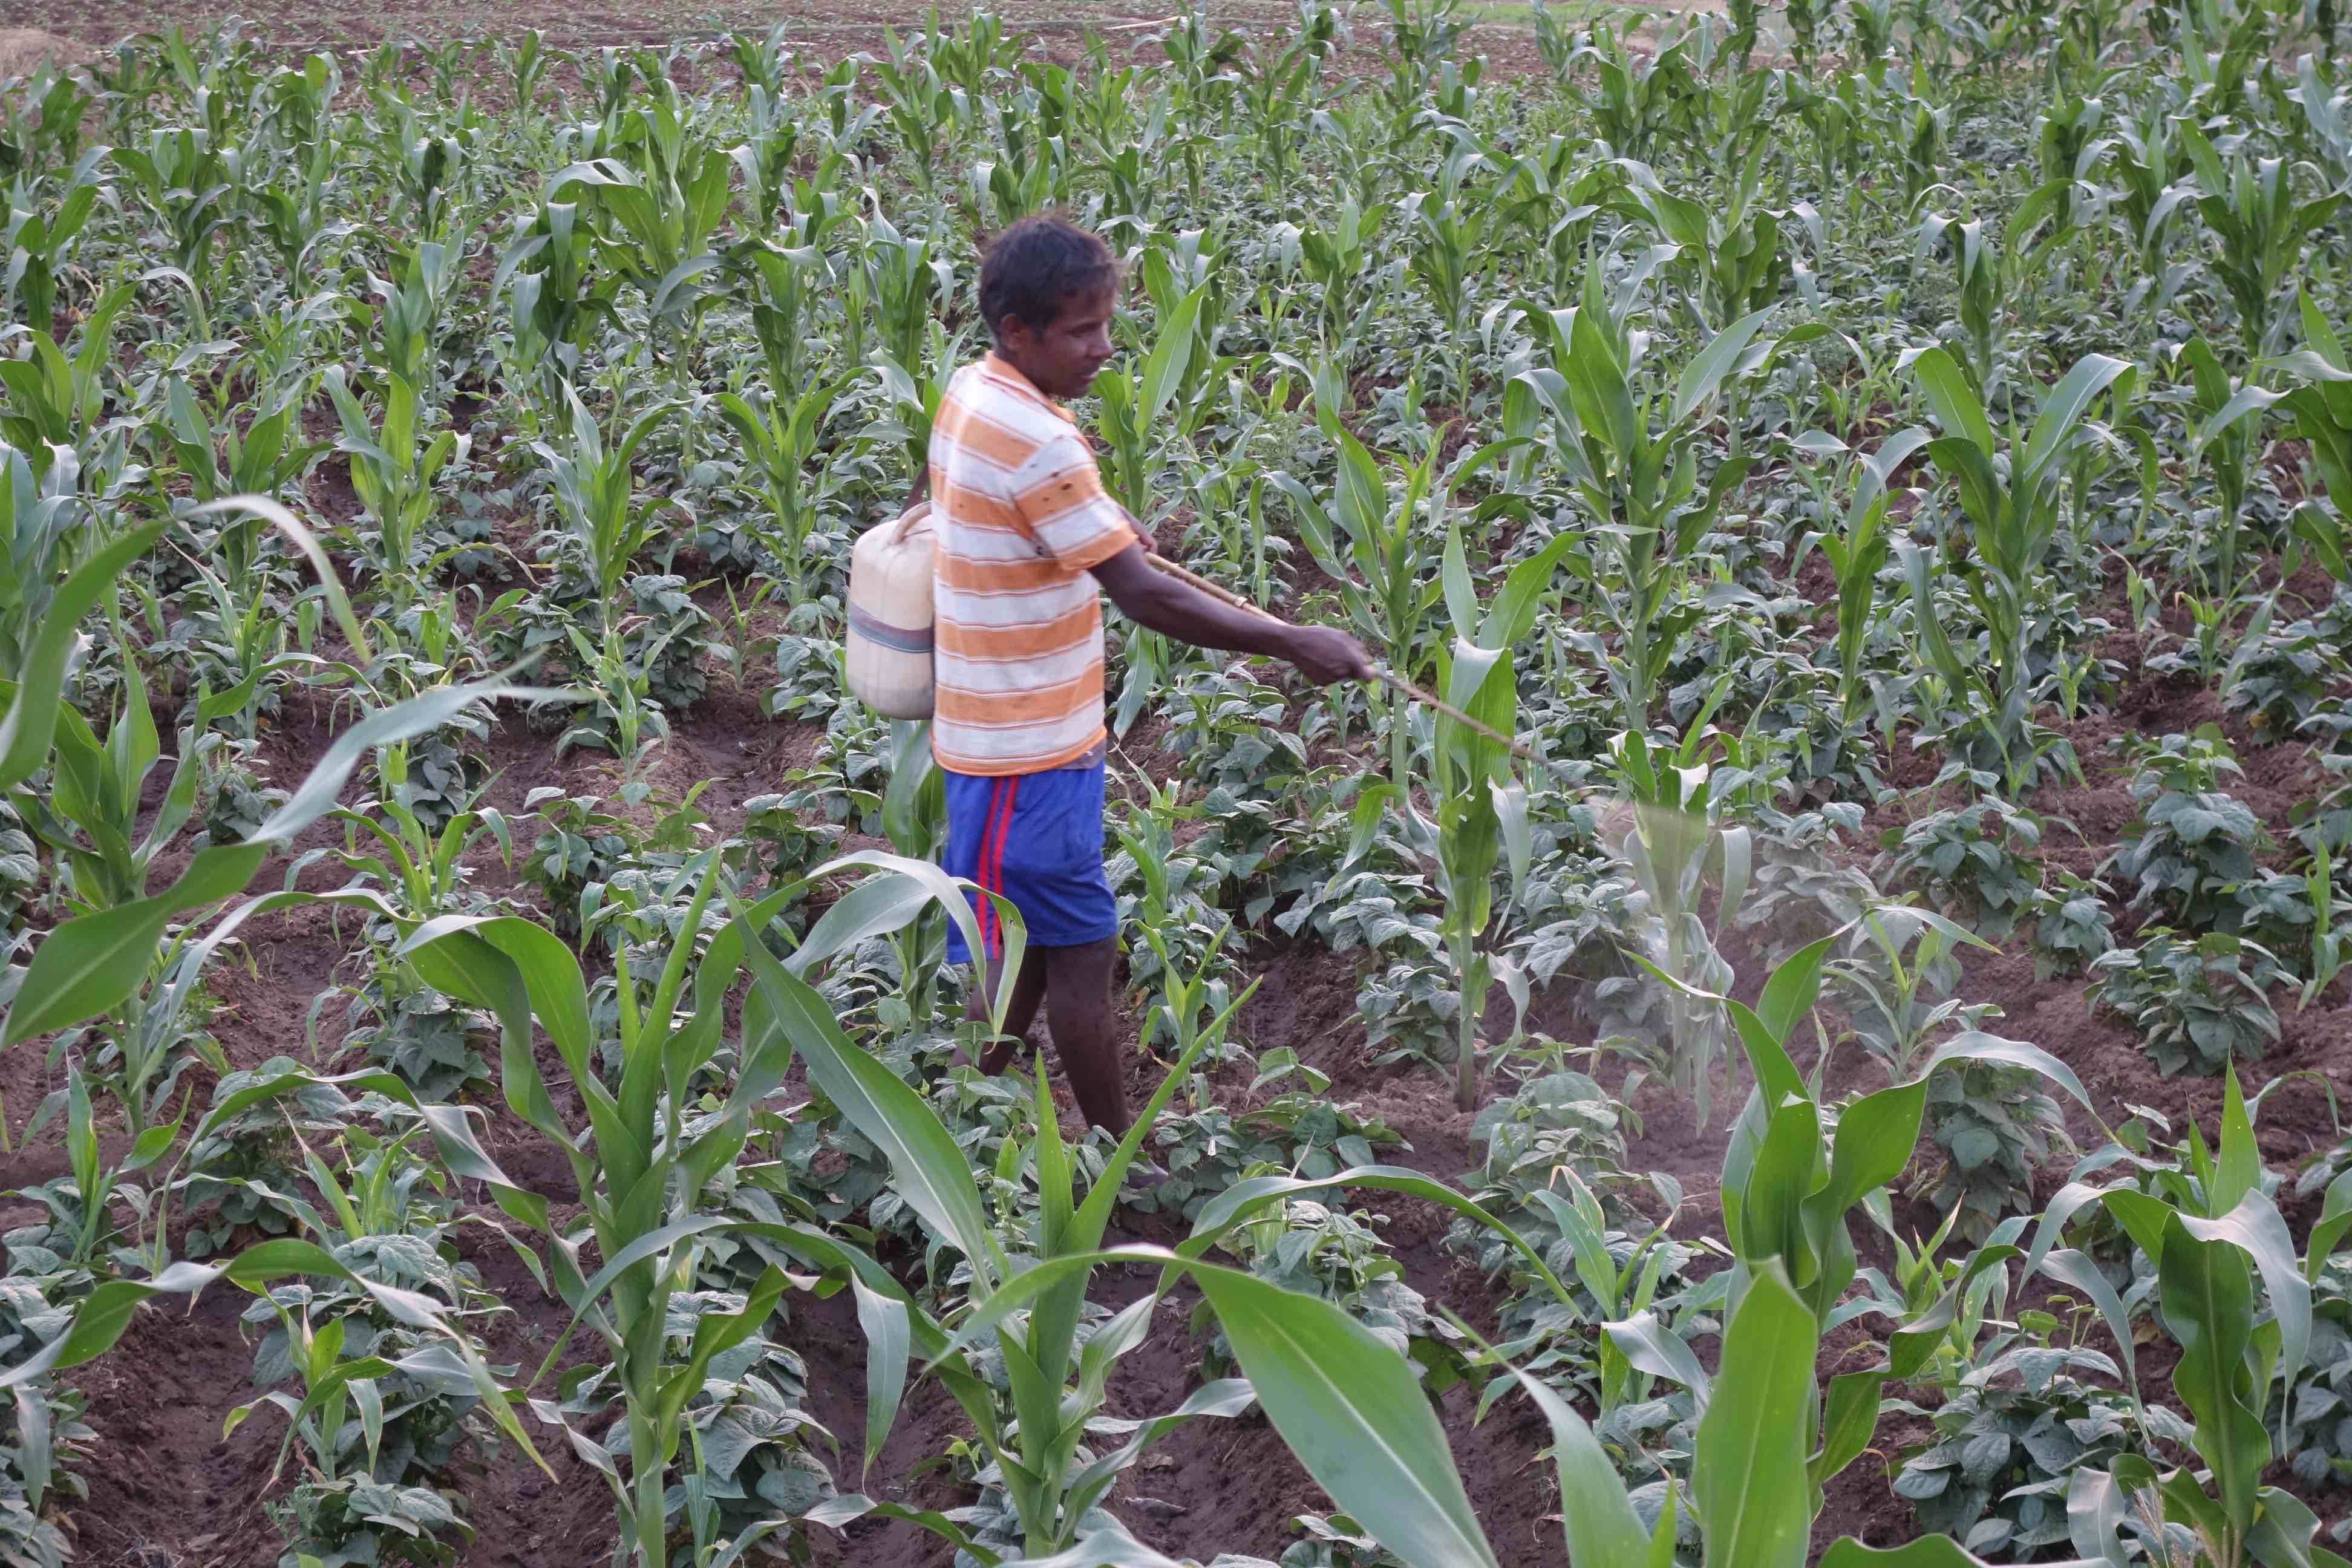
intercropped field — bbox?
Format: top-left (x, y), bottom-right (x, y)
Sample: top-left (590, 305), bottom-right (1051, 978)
top-left (0, 4), bottom-right (2348, 1568)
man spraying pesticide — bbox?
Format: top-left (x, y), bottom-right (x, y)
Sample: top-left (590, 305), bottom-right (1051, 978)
top-left (848, 214), bottom-right (1373, 1142)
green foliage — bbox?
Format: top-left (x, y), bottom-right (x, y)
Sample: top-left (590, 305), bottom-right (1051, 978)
top-left (2029, 869), bottom-right (2119, 979)
top-left (2102, 728), bottom-right (2269, 930)
top-left (1892, 1326), bottom-right (2159, 1560)
top-left (1918, 1062), bottom-right (2073, 1245)
top-left (10, 16), bottom-right (2352, 1568)
top-left (2088, 930), bottom-right (2284, 1074)
top-left (1884, 797), bottom-right (2046, 939)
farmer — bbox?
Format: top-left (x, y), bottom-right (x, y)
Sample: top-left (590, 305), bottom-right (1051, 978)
top-left (928, 214), bottom-right (1373, 1138)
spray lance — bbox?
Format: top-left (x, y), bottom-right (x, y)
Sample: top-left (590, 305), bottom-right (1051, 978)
top-left (1142, 549), bottom-right (1573, 781)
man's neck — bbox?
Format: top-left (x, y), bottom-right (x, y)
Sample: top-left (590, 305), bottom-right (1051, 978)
top-left (987, 347), bottom-right (1057, 401)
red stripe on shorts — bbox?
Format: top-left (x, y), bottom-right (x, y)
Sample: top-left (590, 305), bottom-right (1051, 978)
top-left (976, 776), bottom-right (1016, 959)
top-left (982, 776), bottom-right (1021, 957)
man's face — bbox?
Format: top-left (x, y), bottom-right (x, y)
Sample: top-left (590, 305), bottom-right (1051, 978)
top-left (1001, 283), bottom-right (1117, 400)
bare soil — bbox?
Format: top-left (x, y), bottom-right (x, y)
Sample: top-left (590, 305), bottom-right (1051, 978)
top-left (31, 584), bottom-right (2347, 1567)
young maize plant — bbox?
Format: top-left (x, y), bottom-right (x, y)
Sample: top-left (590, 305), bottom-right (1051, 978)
top-left (775, 863), bottom-right (1598, 1566)
top-left (1903, 348), bottom-right (2133, 792)
top-left (1506, 266), bottom-right (1788, 737)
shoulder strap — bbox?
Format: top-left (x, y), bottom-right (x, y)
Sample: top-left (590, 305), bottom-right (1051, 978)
top-left (889, 501), bottom-right (933, 543)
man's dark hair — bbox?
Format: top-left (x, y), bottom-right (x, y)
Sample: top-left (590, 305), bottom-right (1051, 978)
top-left (979, 215), bottom-right (1119, 338)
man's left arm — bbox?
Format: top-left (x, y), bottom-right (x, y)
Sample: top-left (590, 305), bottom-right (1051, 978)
top-left (1089, 545), bottom-right (1372, 685)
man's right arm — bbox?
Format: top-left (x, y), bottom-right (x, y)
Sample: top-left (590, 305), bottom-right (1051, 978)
top-left (1088, 544), bottom-right (1373, 685)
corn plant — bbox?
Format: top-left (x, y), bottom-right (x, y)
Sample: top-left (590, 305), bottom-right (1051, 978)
top-left (1604, 725), bottom-right (1745, 1127)
top-left (497, 196), bottom-right (621, 400)
top-left (2278, 295), bottom-right (2352, 590)
top-left (529, 384), bottom-right (675, 636)
top-left (0, 282), bottom-right (129, 468)
top-left (2106, 106), bottom-right (2198, 313)
top-left (4, 555), bottom-right (535, 1068)
top-left (555, 98), bottom-right (732, 328)
top-left (1, 168), bottom-right (101, 337)
top-left (1792, 428), bottom-right (1930, 728)
top-left (2182, 126), bottom-right (2343, 359)
top-left (324, 367), bottom-right (462, 615)
top-left (150, 375), bottom-right (321, 515)
top-left (1566, 19), bottom-right (1700, 163)
top-left (748, 864), bottom-right (1261, 1562)
top-left (1914, 212), bottom-right (2003, 396)
top-left (1126, 1146), bottom-right (2086, 1568)
top-left (1903, 347), bottom-right (2132, 792)
top-left (2178, 335), bottom-right (2282, 596)
top-left (1092, 286), bottom-right (1206, 528)
top-left (2040, 1071), bottom-right (2342, 1568)
top-left (844, 210), bottom-right (950, 385)
top-left (16, 662), bottom-right (198, 923)
top-left (1613, 158), bottom-right (1789, 332)
top-left (1506, 273), bottom-right (1785, 735)
top-left (777, 867), bottom-right (1584, 1564)
top-left (713, 372), bottom-right (844, 601)
top-left (870, 33), bottom-right (970, 197)
top-left (1428, 635), bottom-right (1524, 1112)
top-left (0, 439), bottom-right (98, 675)
top-left (1402, 187), bottom-right (1489, 405)
top-left (1294, 194), bottom-right (1384, 349)
top-left (113, 125), bottom-right (235, 324)
top-left (396, 857), bottom-right (943, 1568)
top-left (1272, 420), bottom-right (1509, 794)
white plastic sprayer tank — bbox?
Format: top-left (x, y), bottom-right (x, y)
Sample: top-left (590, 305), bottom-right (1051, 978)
top-left (844, 501), bottom-right (938, 719)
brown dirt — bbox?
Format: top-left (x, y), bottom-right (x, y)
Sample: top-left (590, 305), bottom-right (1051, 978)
top-left (71, 1285), bottom-right (283, 1568)
top-left (31, 554), bottom-right (2352, 1566)
top-left (0, 0), bottom-right (1577, 85)
top-left (0, 28), bottom-right (88, 76)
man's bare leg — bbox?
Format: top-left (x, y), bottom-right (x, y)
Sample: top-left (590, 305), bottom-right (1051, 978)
top-left (965, 937), bottom-right (1127, 1138)
top-left (1042, 936), bottom-right (1126, 1137)
top-left (967, 946), bottom-right (1048, 1075)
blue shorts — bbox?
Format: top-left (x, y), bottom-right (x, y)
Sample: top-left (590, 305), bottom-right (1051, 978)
top-left (942, 759), bottom-right (1117, 962)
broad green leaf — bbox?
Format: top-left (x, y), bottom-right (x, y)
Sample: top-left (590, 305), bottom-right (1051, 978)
top-left (1480, 531), bottom-right (1577, 650)
top-left (1671, 305), bottom-right (1777, 425)
top-left (0, 523), bottom-right (162, 790)
top-left (2036, 1249), bottom-right (2142, 1412)
top-left (804, 1495), bottom-right (993, 1561)
top-left (2020, 353), bottom-right (2132, 487)
top-left (1756, 932), bottom-right (1840, 1046)
top-left (190, 495), bottom-right (369, 662)
top-left (1693, 1262), bottom-right (1817, 1568)
top-left (1138, 287), bottom-right (1204, 423)
top-left (2065, 1463), bottom-right (2137, 1567)
top-left (1821, 1540), bottom-right (2100, 1568)
top-left (1912, 346), bottom-right (1994, 453)
top-left (1195, 1264), bottom-right (1500, 1568)
top-left (1442, 526), bottom-right (1478, 642)
top-left (1820, 1077), bottom-right (1930, 1216)
top-left (735, 910), bottom-right (1005, 1286)
top-left (2307, 1166), bottom-right (2352, 1282)
top-left (1921, 1031), bottom-right (2098, 1119)
top-left (1186, 1165), bottom-right (1574, 1315)
top-left (1602, 1310), bottom-right (1713, 1410)
top-left (2158, 1216), bottom-right (2268, 1529)
top-left (2211, 1064), bottom-right (2261, 1217)
top-left (1503, 1365), bottom-right (1648, 1566)
top-left (2176, 1191), bottom-right (2310, 1435)
top-left (1811, 1370), bottom-right (1886, 1493)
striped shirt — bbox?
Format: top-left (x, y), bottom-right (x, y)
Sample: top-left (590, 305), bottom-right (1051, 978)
top-left (927, 353), bottom-right (1136, 776)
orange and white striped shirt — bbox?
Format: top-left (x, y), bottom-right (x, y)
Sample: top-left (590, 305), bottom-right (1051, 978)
top-left (927, 353), bottom-right (1135, 776)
